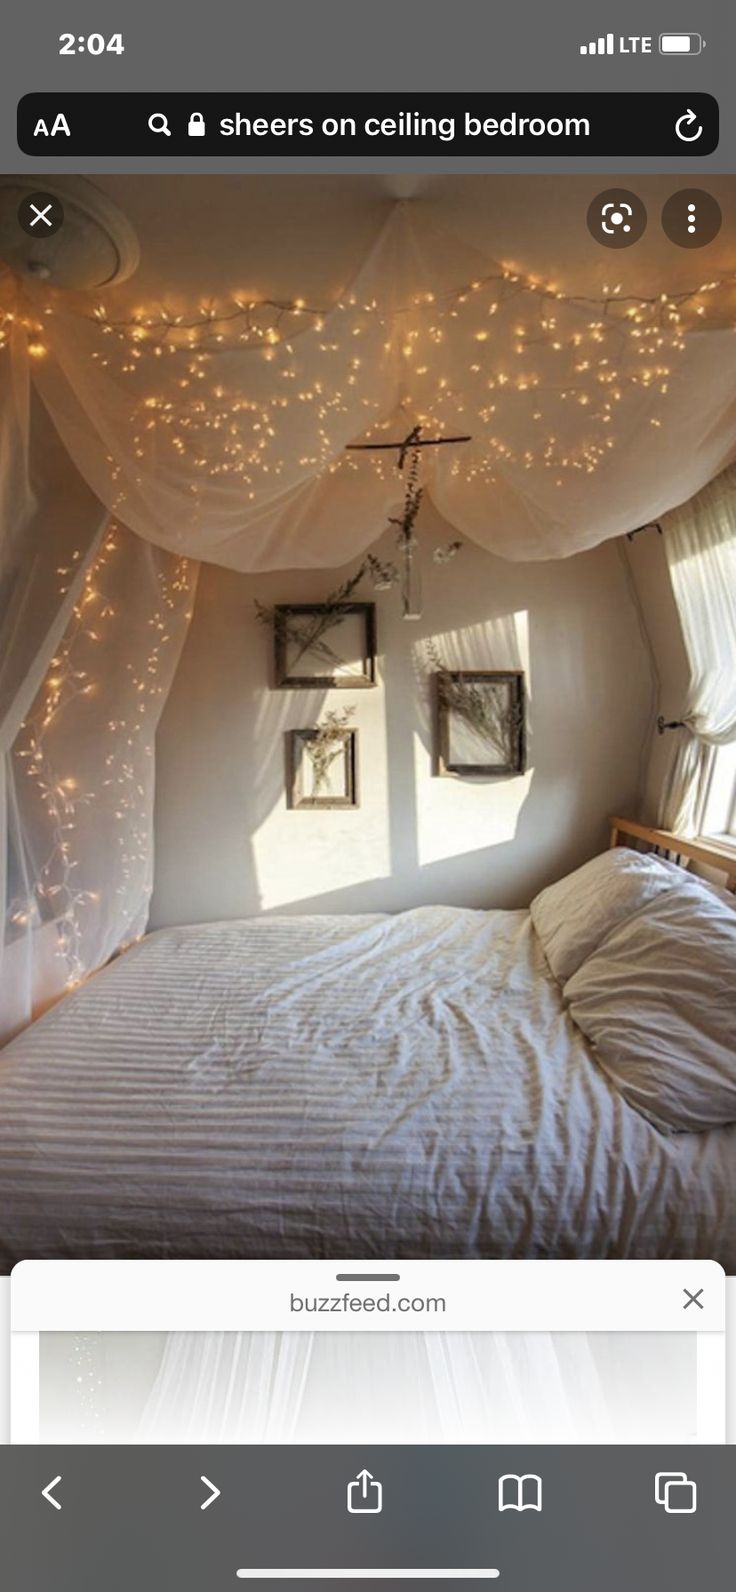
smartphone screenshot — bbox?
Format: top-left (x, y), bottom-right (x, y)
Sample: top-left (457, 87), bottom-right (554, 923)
top-left (0, 2), bottom-right (734, 1586)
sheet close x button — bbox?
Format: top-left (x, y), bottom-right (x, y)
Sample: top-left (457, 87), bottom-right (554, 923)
top-left (17, 191), bottom-right (64, 237)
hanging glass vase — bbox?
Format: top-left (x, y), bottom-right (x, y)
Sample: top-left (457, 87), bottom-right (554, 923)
top-left (401, 532), bottom-right (422, 621)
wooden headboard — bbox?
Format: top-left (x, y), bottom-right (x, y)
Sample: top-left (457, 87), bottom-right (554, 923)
top-left (609, 816), bottom-right (736, 894)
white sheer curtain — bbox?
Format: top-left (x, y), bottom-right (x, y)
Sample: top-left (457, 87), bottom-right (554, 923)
top-left (136, 1331), bottom-right (315, 1443)
top-left (2, 519), bottom-right (197, 1043)
top-left (134, 1330), bottom-right (606, 1443)
top-left (0, 319), bottom-right (109, 1039)
top-left (40, 1328), bottom-right (694, 1444)
top-left (125, 1329), bottom-right (674, 1444)
top-left (659, 465), bottom-right (736, 834)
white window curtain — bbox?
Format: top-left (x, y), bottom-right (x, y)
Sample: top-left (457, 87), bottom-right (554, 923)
top-left (659, 464), bottom-right (736, 835)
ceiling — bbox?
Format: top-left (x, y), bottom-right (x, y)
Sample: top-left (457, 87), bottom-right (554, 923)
top-left (83, 172), bottom-right (736, 308)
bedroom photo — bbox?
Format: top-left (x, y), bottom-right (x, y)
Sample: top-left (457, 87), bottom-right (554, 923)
top-left (0, 172), bottom-right (735, 1272)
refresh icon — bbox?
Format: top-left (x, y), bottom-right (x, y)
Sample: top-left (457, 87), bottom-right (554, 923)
top-left (675, 108), bottom-right (703, 142)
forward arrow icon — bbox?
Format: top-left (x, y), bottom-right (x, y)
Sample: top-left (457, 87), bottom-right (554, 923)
top-left (200, 1475), bottom-right (221, 1511)
top-left (42, 1475), bottom-right (62, 1510)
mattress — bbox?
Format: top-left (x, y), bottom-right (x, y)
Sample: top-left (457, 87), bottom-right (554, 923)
top-left (0, 904), bottom-right (733, 1268)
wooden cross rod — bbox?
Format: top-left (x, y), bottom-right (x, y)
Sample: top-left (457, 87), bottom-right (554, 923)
top-left (346, 424), bottom-right (472, 470)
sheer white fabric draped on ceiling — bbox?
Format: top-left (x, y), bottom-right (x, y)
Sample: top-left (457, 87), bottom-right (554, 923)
top-left (2, 199), bottom-right (736, 1039)
top-left (15, 203), bottom-right (736, 569)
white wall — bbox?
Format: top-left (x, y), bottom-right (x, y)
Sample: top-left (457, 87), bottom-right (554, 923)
top-left (150, 505), bottom-right (655, 926)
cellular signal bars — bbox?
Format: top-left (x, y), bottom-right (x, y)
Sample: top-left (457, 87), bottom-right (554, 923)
top-left (580, 35), bottom-right (615, 55)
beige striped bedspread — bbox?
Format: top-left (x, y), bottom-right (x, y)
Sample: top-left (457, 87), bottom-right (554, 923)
top-left (0, 905), bottom-right (733, 1269)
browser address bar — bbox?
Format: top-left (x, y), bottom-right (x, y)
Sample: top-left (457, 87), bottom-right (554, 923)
top-left (17, 92), bottom-right (719, 156)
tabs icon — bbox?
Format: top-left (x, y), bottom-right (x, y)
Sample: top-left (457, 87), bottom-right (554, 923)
top-left (655, 1472), bottom-right (697, 1514)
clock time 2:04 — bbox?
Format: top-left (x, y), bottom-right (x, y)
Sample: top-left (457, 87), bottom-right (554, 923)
top-left (59, 33), bottom-right (124, 55)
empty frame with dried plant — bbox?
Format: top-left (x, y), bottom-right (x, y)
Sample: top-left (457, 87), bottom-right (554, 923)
top-left (288, 711), bottom-right (359, 809)
top-left (269, 602), bottom-right (376, 690)
top-left (435, 670), bottom-right (526, 777)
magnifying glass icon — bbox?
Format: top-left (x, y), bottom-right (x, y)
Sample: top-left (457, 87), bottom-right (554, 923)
top-left (148, 113), bottom-right (171, 136)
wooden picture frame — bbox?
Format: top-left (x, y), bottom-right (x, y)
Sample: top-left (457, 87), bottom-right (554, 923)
top-left (274, 602), bottom-right (377, 690)
top-left (435, 669), bottom-right (526, 777)
top-left (288, 727), bottom-right (360, 809)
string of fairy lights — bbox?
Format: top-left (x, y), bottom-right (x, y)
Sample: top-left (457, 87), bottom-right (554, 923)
top-left (2, 250), bottom-right (736, 994)
top-left (2, 261), bottom-right (736, 496)
top-left (11, 526), bottom-right (195, 989)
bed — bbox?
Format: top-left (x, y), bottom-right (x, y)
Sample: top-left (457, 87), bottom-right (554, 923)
top-left (0, 819), bottom-right (734, 1270)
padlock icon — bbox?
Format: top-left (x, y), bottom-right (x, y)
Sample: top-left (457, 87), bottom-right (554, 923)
top-left (188, 112), bottom-right (206, 137)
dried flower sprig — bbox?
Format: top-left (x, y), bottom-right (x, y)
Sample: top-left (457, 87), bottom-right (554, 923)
top-left (426, 642), bottom-right (522, 761)
top-left (255, 568), bottom-right (369, 673)
top-left (362, 552), bottom-right (399, 591)
top-left (305, 708), bottom-right (356, 795)
top-left (433, 539), bottom-right (463, 565)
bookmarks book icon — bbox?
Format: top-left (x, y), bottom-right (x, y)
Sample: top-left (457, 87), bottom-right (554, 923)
top-left (498, 1473), bottom-right (543, 1512)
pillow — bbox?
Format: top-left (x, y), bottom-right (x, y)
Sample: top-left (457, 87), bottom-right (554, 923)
top-left (564, 885), bottom-right (736, 1133)
top-left (530, 847), bottom-right (685, 985)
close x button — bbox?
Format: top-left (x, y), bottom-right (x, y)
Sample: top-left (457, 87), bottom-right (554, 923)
top-left (17, 190), bottom-right (64, 236)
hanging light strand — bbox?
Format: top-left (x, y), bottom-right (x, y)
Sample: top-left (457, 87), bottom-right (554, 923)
top-left (10, 528), bottom-right (195, 990)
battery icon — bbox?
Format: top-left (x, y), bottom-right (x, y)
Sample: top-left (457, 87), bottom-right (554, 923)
top-left (659, 33), bottom-right (704, 54)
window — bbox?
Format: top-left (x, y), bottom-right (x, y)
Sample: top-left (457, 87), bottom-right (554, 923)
top-left (701, 742), bottom-right (736, 844)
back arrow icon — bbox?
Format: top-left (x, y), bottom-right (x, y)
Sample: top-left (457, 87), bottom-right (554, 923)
top-left (200, 1475), bottom-right (221, 1511)
top-left (676, 109), bottom-right (703, 142)
top-left (42, 1475), bottom-right (62, 1510)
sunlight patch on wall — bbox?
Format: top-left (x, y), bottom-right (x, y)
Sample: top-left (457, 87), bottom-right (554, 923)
top-left (416, 751), bottom-right (533, 869)
top-left (423, 612), bottom-right (525, 675)
top-left (415, 608), bottom-right (531, 871)
top-left (250, 673), bottom-right (392, 912)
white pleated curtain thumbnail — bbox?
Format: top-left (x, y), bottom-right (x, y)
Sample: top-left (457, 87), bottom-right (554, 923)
top-left (659, 466), bottom-right (736, 834)
top-left (3, 202), bottom-right (736, 1040)
top-left (138, 1330), bottom-right (610, 1443)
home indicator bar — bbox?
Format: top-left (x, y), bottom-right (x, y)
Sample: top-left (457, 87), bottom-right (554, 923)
top-left (235, 1573), bottom-right (501, 1581)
